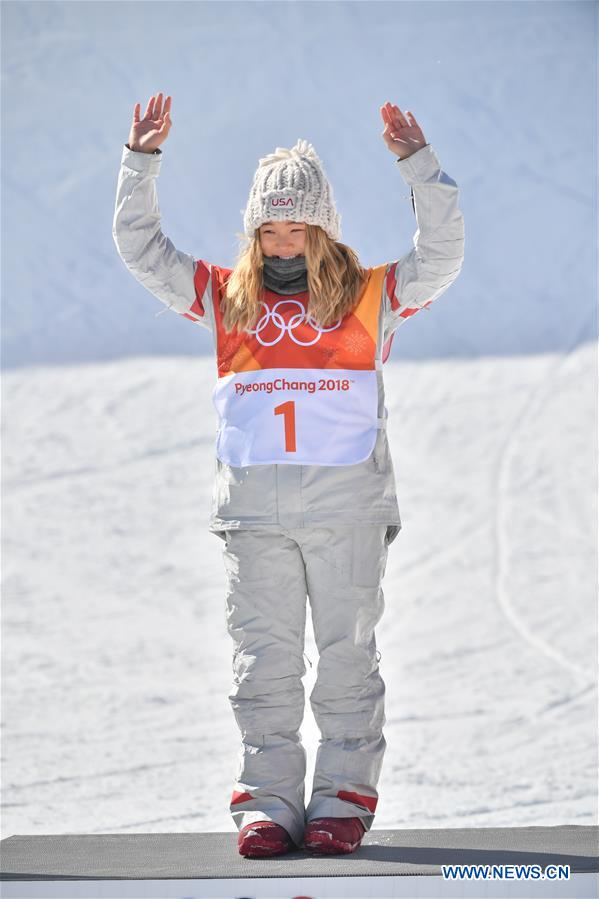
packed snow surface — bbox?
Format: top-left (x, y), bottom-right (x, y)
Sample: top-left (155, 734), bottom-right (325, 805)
top-left (2, 347), bottom-right (596, 837)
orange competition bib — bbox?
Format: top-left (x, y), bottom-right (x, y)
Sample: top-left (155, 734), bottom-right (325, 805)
top-left (209, 264), bottom-right (387, 467)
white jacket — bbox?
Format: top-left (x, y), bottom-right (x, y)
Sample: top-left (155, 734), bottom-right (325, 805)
top-left (112, 142), bottom-right (465, 544)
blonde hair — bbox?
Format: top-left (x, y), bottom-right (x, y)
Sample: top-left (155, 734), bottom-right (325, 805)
top-left (220, 223), bottom-right (369, 334)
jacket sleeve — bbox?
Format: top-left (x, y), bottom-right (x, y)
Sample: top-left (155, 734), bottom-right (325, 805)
top-left (382, 143), bottom-right (465, 340)
top-left (112, 144), bottom-right (214, 332)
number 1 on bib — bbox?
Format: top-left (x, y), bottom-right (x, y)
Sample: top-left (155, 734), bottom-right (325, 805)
top-left (274, 400), bottom-right (297, 453)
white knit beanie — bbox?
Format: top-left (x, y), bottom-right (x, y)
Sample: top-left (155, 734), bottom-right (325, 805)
top-left (242, 138), bottom-right (341, 241)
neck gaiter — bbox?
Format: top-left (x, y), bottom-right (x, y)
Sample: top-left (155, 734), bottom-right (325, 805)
top-left (262, 254), bottom-right (308, 296)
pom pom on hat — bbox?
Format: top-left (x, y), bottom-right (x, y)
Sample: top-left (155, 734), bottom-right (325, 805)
top-left (243, 138), bottom-right (341, 241)
top-left (257, 138), bottom-right (320, 168)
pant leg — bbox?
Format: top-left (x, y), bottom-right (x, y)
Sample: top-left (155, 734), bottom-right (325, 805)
top-left (296, 525), bottom-right (389, 832)
top-left (222, 528), bottom-right (308, 846)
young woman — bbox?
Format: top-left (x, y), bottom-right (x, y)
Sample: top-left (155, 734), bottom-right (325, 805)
top-left (112, 93), bottom-right (465, 858)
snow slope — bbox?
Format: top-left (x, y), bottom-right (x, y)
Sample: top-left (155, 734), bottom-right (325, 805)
top-left (2, 345), bottom-right (597, 837)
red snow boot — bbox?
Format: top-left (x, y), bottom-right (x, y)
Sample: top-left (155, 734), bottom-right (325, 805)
top-left (237, 820), bottom-right (293, 858)
top-left (303, 816), bottom-right (366, 854)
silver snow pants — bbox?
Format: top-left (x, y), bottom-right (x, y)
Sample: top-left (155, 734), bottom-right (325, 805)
top-left (220, 523), bottom-right (391, 847)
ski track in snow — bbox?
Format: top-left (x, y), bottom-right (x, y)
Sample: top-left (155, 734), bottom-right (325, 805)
top-left (494, 311), bottom-right (597, 688)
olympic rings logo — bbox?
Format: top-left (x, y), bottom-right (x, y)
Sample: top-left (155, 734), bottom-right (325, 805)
top-left (247, 299), bottom-right (342, 347)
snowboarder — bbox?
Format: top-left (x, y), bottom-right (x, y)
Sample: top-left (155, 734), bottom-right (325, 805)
top-left (112, 93), bottom-right (465, 858)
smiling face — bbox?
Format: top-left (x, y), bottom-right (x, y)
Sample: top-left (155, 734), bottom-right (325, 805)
top-left (258, 220), bottom-right (306, 258)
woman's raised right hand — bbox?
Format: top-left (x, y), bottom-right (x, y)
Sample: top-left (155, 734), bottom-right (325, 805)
top-left (128, 93), bottom-right (172, 153)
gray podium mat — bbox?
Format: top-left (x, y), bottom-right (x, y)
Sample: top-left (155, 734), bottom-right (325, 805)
top-left (1, 827), bottom-right (597, 880)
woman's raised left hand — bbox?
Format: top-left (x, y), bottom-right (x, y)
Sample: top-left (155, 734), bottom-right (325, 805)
top-left (380, 102), bottom-right (427, 159)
